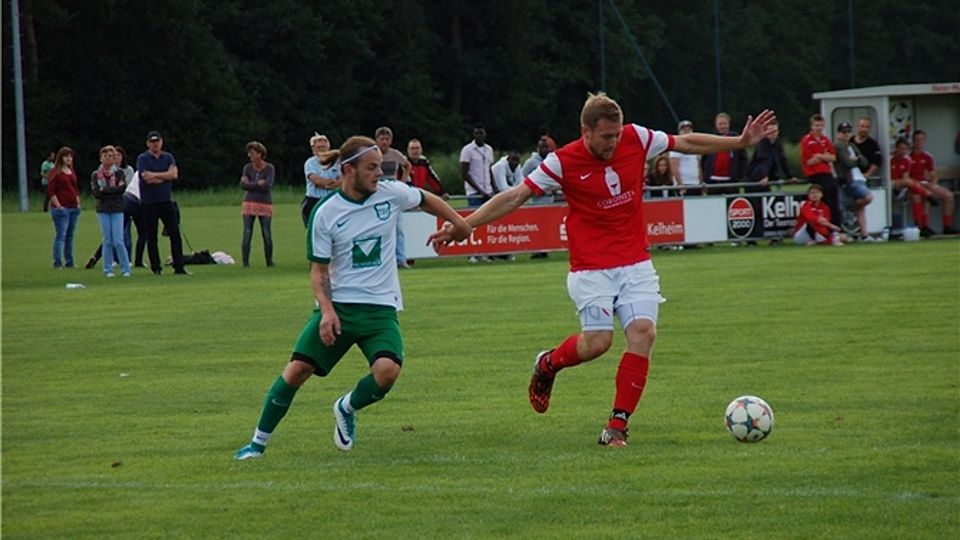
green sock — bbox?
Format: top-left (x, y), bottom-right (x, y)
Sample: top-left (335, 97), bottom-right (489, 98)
top-left (255, 376), bottom-right (300, 438)
top-left (348, 373), bottom-right (390, 411)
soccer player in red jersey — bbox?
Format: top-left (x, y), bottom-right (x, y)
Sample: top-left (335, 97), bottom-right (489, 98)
top-left (792, 184), bottom-right (845, 246)
top-left (430, 92), bottom-right (776, 446)
top-left (890, 138), bottom-right (936, 233)
top-left (909, 131), bottom-right (957, 236)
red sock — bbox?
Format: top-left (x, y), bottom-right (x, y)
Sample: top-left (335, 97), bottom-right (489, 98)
top-left (541, 334), bottom-right (582, 374)
top-left (944, 215), bottom-right (953, 228)
top-left (912, 202), bottom-right (928, 228)
top-left (607, 353), bottom-right (650, 431)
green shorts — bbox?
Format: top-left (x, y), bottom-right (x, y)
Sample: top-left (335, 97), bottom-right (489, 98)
top-left (292, 303), bottom-right (403, 377)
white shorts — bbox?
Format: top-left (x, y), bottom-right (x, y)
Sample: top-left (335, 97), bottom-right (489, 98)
top-left (793, 228), bottom-right (828, 245)
top-left (566, 260), bottom-right (666, 331)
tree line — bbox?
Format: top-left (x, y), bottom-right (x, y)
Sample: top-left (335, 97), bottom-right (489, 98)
top-left (3, 0), bottom-right (957, 192)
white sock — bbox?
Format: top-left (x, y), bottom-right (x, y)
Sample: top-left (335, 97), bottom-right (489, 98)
top-left (339, 393), bottom-right (356, 414)
top-left (252, 428), bottom-right (271, 447)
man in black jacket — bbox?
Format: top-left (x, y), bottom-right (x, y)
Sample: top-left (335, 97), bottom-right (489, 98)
top-left (747, 119), bottom-right (796, 193)
top-left (702, 112), bottom-right (748, 195)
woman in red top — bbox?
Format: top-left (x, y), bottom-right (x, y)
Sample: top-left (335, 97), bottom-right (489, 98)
top-left (792, 184), bottom-right (846, 246)
top-left (47, 146), bottom-right (82, 268)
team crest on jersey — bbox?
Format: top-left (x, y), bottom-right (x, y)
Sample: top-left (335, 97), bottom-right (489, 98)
top-left (374, 202), bottom-right (391, 221)
top-left (351, 235), bottom-right (382, 268)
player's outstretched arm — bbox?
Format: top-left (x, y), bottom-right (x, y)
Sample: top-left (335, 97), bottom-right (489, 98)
top-left (427, 183), bottom-right (535, 247)
top-left (674, 110), bottom-right (777, 154)
top-left (466, 183), bottom-right (535, 228)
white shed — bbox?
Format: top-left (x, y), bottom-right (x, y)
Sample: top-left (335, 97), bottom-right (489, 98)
top-left (814, 82), bottom-right (960, 231)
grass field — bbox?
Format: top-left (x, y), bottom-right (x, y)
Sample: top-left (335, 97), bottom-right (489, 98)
top-left (3, 202), bottom-right (958, 539)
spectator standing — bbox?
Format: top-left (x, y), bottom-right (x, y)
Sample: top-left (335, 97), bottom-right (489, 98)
top-left (669, 120), bottom-right (703, 196)
top-left (645, 154), bottom-right (676, 199)
top-left (910, 130), bottom-right (957, 235)
top-left (793, 184), bottom-right (845, 246)
top-left (137, 131), bottom-right (188, 275)
top-left (891, 138), bottom-right (936, 232)
top-left (47, 146), bottom-right (81, 269)
top-left (834, 122), bottom-right (875, 239)
top-left (747, 119), bottom-right (795, 193)
top-left (702, 112), bottom-right (748, 195)
top-left (800, 114), bottom-right (840, 227)
top-left (461, 125), bottom-right (496, 264)
top-left (460, 125), bottom-right (495, 207)
top-left (430, 92), bottom-right (776, 446)
top-left (407, 138), bottom-right (447, 197)
top-left (86, 147), bottom-right (135, 270)
top-left (240, 141), bottom-right (275, 267)
top-left (233, 135), bottom-right (472, 460)
top-left (90, 146), bottom-right (131, 277)
top-left (40, 152), bottom-right (55, 212)
top-left (302, 134), bottom-right (340, 227)
top-left (375, 126), bottom-right (413, 269)
top-left (851, 117), bottom-right (882, 179)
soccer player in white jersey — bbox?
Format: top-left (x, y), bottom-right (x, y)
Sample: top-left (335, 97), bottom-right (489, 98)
top-left (430, 93), bottom-right (776, 446)
top-left (236, 136), bottom-right (471, 459)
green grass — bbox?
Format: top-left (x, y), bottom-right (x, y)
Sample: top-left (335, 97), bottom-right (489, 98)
top-left (3, 203), bottom-right (959, 539)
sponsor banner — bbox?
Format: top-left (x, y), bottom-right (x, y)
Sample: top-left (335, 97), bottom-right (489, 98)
top-left (760, 194), bottom-right (805, 238)
top-left (727, 196), bottom-right (761, 239)
top-left (727, 194), bottom-right (808, 240)
top-left (645, 199), bottom-right (685, 244)
top-left (434, 205), bottom-right (569, 256)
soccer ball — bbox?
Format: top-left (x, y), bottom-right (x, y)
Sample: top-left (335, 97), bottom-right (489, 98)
top-left (724, 395), bottom-right (774, 442)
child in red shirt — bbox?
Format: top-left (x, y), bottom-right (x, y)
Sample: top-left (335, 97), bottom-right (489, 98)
top-left (793, 184), bottom-right (846, 246)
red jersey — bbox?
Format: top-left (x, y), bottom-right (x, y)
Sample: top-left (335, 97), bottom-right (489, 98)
top-left (909, 150), bottom-right (935, 181)
top-left (800, 132), bottom-right (835, 177)
top-left (524, 124), bottom-right (674, 271)
top-left (47, 168), bottom-right (80, 208)
top-left (890, 155), bottom-right (912, 181)
top-left (711, 149), bottom-right (731, 178)
top-left (793, 199), bottom-right (832, 239)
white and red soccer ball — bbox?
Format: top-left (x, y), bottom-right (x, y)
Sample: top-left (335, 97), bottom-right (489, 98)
top-left (724, 395), bottom-right (774, 442)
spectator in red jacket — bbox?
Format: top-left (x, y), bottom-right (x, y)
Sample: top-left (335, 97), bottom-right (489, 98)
top-left (793, 184), bottom-right (846, 246)
top-left (406, 138), bottom-right (448, 198)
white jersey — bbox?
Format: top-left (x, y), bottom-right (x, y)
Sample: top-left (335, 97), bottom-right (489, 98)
top-left (668, 150), bottom-right (701, 187)
top-left (308, 181), bottom-right (423, 309)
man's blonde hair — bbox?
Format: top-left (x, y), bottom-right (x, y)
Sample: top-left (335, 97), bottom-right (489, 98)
top-left (580, 92), bottom-right (623, 130)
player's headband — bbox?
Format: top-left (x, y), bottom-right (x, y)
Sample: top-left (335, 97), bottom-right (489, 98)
top-left (340, 145), bottom-right (378, 166)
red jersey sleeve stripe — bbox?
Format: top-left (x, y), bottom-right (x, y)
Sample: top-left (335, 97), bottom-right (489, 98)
top-left (666, 134), bottom-right (676, 150)
top-left (523, 177), bottom-right (545, 196)
top-left (538, 161), bottom-right (562, 183)
top-left (645, 128), bottom-right (653, 149)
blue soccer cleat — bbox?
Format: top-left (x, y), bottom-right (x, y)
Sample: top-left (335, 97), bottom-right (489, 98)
top-left (234, 443), bottom-right (264, 460)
